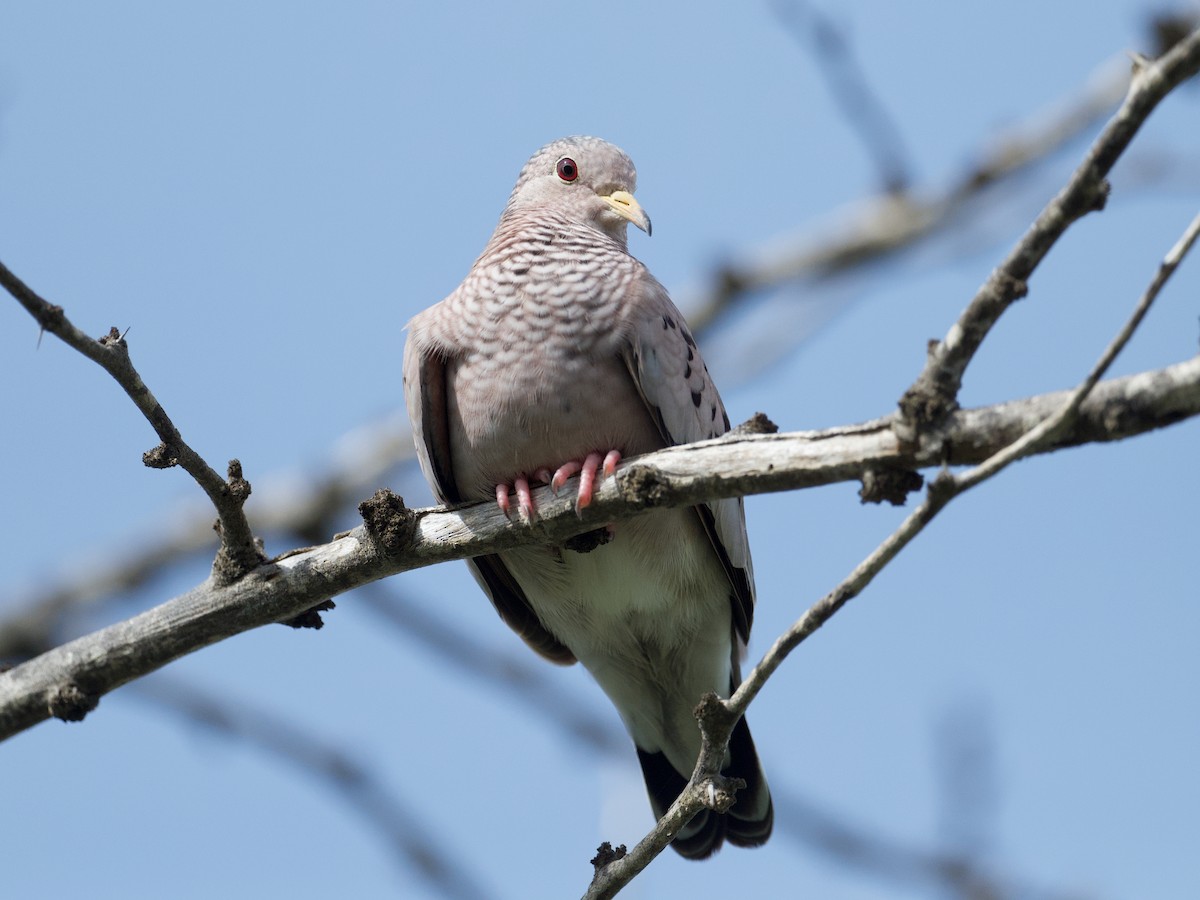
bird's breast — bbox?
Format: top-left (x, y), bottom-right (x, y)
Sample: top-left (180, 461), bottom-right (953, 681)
top-left (445, 329), bottom-right (660, 500)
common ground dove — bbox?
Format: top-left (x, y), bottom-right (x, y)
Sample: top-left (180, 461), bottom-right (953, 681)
top-left (403, 136), bottom-right (772, 858)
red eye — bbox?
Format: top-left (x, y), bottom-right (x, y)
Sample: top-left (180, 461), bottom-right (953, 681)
top-left (556, 157), bottom-right (579, 182)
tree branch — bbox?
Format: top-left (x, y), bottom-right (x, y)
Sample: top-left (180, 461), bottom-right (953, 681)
top-left (1, 353), bottom-right (1196, 742)
top-left (898, 25), bottom-right (1200, 435)
top-left (581, 203), bottom-right (1200, 899)
top-left (0, 261), bottom-right (264, 582)
top-left (0, 414), bottom-right (416, 661)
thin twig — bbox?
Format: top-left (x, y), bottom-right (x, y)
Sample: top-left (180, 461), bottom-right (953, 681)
top-left (0, 415), bottom-right (416, 660)
top-left (957, 208), bottom-right (1200, 489)
top-left (582, 204), bottom-right (1200, 899)
top-left (0, 262), bottom-right (263, 582)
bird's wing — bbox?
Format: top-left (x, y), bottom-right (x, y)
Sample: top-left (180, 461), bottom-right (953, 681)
top-left (403, 323), bottom-right (576, 664)
top-left (620, 274), bottom-right (756, 643)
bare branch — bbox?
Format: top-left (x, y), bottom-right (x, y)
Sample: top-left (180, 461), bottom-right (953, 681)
top-left (775, 785), bottom-right (1092, 900)
top-left (0, 414), bottom-right (417, 661)
top-left (0, 262), bottom-right (263, 582)
top-left (955, 207), bottom-right (1200, 490)
top-left (898, 26), bottom-right (1200, 434)
top-left (1, 354), bottom-right (1196, 742)
top-left (583, 201), bottom-right (1200, 898)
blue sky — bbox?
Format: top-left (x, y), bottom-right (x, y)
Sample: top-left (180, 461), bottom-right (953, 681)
top-left (2, 3), bottom-right (1198, 898)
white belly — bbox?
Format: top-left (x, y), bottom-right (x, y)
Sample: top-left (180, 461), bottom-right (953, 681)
top-left (501, 506), bottom-right (734, 772)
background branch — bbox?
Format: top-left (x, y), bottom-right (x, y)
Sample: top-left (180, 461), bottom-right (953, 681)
top-left (133, 677), bottom-right (493, 900)
top-left (773, 0), bottom-right (915, 194)
top-left (684, 44), bottom-right (1137, 336)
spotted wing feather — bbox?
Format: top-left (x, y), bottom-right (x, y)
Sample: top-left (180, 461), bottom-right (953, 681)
top-left (621, 274), bottom-right (756, 643)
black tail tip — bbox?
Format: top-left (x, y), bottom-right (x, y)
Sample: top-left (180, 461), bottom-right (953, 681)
top-left (636, 715), bottom-right (773, 859)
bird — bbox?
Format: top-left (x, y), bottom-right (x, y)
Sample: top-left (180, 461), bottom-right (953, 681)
top-left (403, 136), bottom-right (772, 858)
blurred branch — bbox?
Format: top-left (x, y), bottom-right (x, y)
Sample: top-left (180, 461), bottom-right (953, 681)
top-left (773, 0), bottom-right (914, 193)
top-left (358, 584), bottom-right (625, 754)
top-left (686, 45), bottom-right (1142, 336)
top-left (933, 701), bottom-right (997, 871)
top-left (2, 352), bottom-right (1197, 742)
top-left (136, 587), bottom-right (1089, 900)
top-left (898, 26), bottom-right (1200, 435)
top-left (132, 677), bottom-right (494, 900)
top-left (583, 198), bottom-right (1200, 900)
top-left (776, 785), bottom-right (1090, 900)
top-left (0, 414), bottom-right (415, 660)
top-left (0, 262), bottom-right (263, 582)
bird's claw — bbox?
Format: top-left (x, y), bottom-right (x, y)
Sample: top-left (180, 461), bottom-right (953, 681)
top-left (495, 450), bottom-right (623, 522)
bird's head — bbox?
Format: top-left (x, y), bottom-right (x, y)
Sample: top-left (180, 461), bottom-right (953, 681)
top-left (504, 136), bottom-right (651, 244)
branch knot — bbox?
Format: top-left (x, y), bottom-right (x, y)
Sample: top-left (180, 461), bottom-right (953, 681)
top-left (617, 465), bottom-right (669, 507)
top-left (47, 681), bottom-right (99, 723)
top-left (700, 774), bottom-right (747, 814)
top-left (590, 841), bottom-right (627, 872)
top-left (97, 326), bottom-right (128, 348)
top-left (729, 412), bottom-right (779, 436)
top-left (225, 459), bottom-right (252, 505)
top-left (859, 465), bottom-right (924, 506)
top-left (142, 442), bottom-right (179, 469)
top-left (358, 489), bottom-right (417, 554)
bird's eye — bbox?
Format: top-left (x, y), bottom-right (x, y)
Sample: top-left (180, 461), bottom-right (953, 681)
top-left (556, 157), bottom-right (579, 183)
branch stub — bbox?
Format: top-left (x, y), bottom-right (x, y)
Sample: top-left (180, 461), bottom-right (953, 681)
top-left (358, 489), bottom-right (417, 554)
top-left (47, 681), bottom-right (99, 723)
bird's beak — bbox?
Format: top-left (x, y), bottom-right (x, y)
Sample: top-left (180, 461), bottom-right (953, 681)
top-left (603, 190), bottom-right (652, 236)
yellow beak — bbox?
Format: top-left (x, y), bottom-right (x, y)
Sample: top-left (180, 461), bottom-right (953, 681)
top-left (602, 190), bottom-right (652, 236)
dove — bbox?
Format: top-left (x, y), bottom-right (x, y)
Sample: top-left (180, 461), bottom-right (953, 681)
top-left (403, 136), bottom-right (772, 858)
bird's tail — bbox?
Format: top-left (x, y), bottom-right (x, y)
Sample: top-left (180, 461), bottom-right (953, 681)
top-left (636, 714), bottom-right (773, 860)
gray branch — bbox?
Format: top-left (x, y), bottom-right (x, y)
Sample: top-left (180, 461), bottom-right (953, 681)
top-left (898, 25), bottom-right (1200, 435)
top-left (0, 261), bottom-right (263, 582)
top-left (1, 354), bottom-right (1196, 742)
top-left (582, 201), bottom-right (1200, 900)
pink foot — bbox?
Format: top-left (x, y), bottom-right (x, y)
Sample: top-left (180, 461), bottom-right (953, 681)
top-left (495, 450), bottom-right (622, 522)
top-left (496, 474), bottom-right (541, 523)
top-left (552, 450), bottom-right (622, 515)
